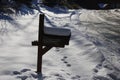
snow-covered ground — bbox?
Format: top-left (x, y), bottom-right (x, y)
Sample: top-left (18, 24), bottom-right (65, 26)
top-left (0, 6), bottom-right (120, 80)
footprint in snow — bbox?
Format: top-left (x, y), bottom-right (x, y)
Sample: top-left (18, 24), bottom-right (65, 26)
top-left (93, 69), bottom-right (98, 73)
top-left (13, 69), bottom-right (31, 75)
top-left (93, 64), bottom-right (103, 73)
top-left (71, 75), bottom-right (81, 80)
top-left (13, 69), bottom-right (42, 80)
top-left (54, 74), bottom-right (63, 77)
top-left (20, 69), bottom-right (31, 73)
top-left (66, 64), bottom-right (71, 67)
top-left (53, 73), bottom-right (66, 80)
top-left (93, 76), bottom-right (110, 80)
top-left (17, 75), bottom-right (28, 80)
top-left (61, 56), bottom-right (72, 67)
top-left (13, 71), bottom-right (21, 75)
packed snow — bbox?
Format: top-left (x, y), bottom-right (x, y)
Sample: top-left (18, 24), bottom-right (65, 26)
top-left (44, 27), bottom-right (71, 36)
top-left (0, 5), bottom-right (120, 80)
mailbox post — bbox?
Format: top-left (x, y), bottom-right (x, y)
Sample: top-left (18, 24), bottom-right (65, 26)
top-left (32, 14), bottom-right (71, 73)
top-left (37, 14), bottom-right (44, 73)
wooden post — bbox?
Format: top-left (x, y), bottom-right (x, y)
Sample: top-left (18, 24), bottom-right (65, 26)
top-left (32, 14), bottom-right (53, 73)
top-left (37, 14), bottom-right (44, 73)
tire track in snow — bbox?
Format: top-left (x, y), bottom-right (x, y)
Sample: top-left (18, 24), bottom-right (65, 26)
top-left (75, 9), bottom-right (120, 79)
top-left (62, 11), bottom-right (107, 79)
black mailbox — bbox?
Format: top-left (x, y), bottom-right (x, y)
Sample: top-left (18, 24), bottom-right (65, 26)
top-left (43, 27), bottom-right (71, 47)
top-left (32, 27), bottom-right (71, 47)
top-left (31, 14), bottom-right (71, 73)
top-left (32, 15), bottom-right (71, 47)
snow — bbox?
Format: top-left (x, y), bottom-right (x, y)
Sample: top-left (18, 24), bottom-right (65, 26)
top-left (0, 5), bottom-right (120, 80)
top-left (44, 27), bottom-right (71, 36)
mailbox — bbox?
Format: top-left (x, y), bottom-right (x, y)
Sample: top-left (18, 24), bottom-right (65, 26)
top-left (44, 27), bottom-right (71, 46)
top-left (32, 27), bottom-right (71, 47)
top-left (32, 14), bottom-right (71, 73)
top-left (32, 15), bottom-right (71, 47)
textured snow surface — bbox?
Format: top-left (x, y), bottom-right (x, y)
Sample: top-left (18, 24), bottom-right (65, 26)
top-left (0, 6), bottom-right (120, 80)
top-left (44, 27), bottom-right (71, 36)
